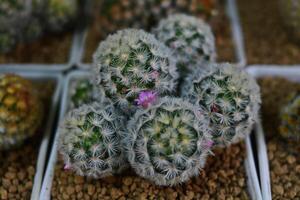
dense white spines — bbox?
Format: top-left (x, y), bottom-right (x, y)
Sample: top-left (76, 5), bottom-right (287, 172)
top-left (125, 97), bottom-right (212, 186)
top-left (93, 29), bottom-right (178, 112)
top-left (153, 14), bottom-right (216, 74)
top-left (182, 63), bottom-right (261, 146)
top-left (58, 102), bottom-right (128, 178)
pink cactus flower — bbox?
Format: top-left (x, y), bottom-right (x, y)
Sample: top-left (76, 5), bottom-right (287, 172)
top-left (64, 164), bottom-right (72, 171)
top-left (135, 90), bottom-right (158, 108)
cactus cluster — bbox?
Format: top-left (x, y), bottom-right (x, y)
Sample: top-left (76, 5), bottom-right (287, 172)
top-left (153, 14), bottom-right (216, 74)
top-left (0, 74), bottom-right (43, 150)
top-left (93, 29), bottom-right (178, 112)
top-left (59, 12), bottom-right (261, 186)
top-left (125, 97), bottom-right (212, 186)
top-left (279, 92), bottom-right (300, 141)
top-left (182, 63), bottom-right (261, 146)
top-left (58, 102), bottom-right (128, 178)
top-left (278, 0), bottom-right (300, 42)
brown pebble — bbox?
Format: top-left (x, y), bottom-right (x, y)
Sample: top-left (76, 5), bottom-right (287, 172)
top-left (286, 155), bottom-right (296, 164)
top-left (74, 176), bottom-right (84, 184)
top-left (66, 186), bottom-right (75, 195)
top-left (87, 185), bottom-right (95, 196)
top-left (0, 189), bottom-right (8, 199)
top-left (273, 185), bottom-right (284, 196)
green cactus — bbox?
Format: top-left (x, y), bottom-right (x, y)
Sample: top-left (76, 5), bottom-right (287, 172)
top-left (278, 0), bottom-right (300, 42)
top-left (43, 0), bottom-right (80, 32)
top-left (58, 102), bottom-right (128, 178)
top-left (125, 97), bottom-right (212, 186)
top-left (69, 79), bottom-right (94, 110)
top-left (0, 74), bottom-right (44, 150)
top-left (93, 29), bottom-right (178, 112)
top-left (153, 14), bottom-right (216, 75)
top-left (279, 92), bottom-right (300, 140)
top-left (182, 63), bottom-right (261, 146)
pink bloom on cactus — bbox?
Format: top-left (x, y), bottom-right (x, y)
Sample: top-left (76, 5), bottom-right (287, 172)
top-left (203, 140), bottom-right (214, 149)
top-left (135, 90), bottom-right (158, 108)
top-left (64, 163), bottom-right (71, 171)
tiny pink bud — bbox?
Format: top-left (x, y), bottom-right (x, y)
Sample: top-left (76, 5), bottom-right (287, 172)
top-left (64, 164), bottom-right (71, 171)
top-left (135, 90), bottom-right (158, 109)
top-left (204, 140), bottom-right (214, 149)
top-left (150, 71), bottom-right (159, 79)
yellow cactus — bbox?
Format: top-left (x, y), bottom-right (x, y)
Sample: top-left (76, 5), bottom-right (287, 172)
top-left (0, 74), bottom-right (43, 150)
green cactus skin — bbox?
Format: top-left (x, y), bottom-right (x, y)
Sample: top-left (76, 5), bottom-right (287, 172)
top-left (69, 79), bottom-right (95, 110)
top-left (278, 0), bottom-right (300, 42)
top-left (125, 97), bottom-right (212, 186)
top-left (43, 0), bottom-right (79, 33)
top-left (93, 29), bottom-right (178, 112)
top-left (153, 14), bottom-right (216, 75)
top-left (279, 93), bottom-right (300, 141)
top-left (182, 63), bottom-right (261, 146)
top-left (58, 102), bottom-right (128, 178)
top-left (0, 74), bottom-right (43, 150)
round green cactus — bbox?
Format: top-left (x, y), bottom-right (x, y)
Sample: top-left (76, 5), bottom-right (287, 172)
top-left (0, 74), bottom-right (44, 150)
top-left (279, 92), bottom-right (300, 140)
top-left (278, 0), bottom-right (300, 41)
top-left (93, 29), bottom-right (178, 112)
top-left (125, 97), bottom-right (212, 186)
top-left (58, 102), bottom-right (128, 178)
top-left (153, 14), bottom-right (216, 75)
top-left (43, 0), bottom-right (79, 32)
top-left (182, 63), bottom-right (261, 146)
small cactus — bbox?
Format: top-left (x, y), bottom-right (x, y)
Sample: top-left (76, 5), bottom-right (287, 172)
top-left (278, 0), bottom-right (300, 42)
top-left (279, 92), bottom-right (300, 140)
top-left (58, 102), bottom-right (128, 178)
top-left (0, 74), bottom-right (43, 150)
top-left (43, 0), bottom-right (80, 33)
top-left (182, 63), bottom-right (261, 146)
top-left (153, 14), bottom-right (216, 75)
top-left (125, 97), bottom-right (212, 186)
top-left (69, 79), bottom-right (95, 110)
top-left (93, 29), bottom-right (178, 112)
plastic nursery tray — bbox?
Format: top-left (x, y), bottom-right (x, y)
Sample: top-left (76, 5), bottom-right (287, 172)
top-left (0, 30), bottom-right (83, 72)
top-left (0, 68), bottom-right (63, 200)
top-left (246, 65), bottom-right (300, 200)
top-left (40, 69), bottom-right (262, 200)
top-left (76, 0), bottom-right (246, 69)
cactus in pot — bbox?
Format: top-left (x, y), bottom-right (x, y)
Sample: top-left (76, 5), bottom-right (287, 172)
top-left (182, 63), bottom-right (261, 147)
top-left (279, 92), bottom-right (300, 141)
top-left (58, 102), bottom-right (128, 178)
top-left (152, 14), bottom-right (216, 75)
top-left (42, 0), bottom-right (80, 33)
top-left (93, 29), bottom-right (178, 113)
top-left (278, 0), bottom-right (300, 42)
top-left (125, 97), bottom-right (212, 186)
top-left (0, 74), bottom-right (44, 150)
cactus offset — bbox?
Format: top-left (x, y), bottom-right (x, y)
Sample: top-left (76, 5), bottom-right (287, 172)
top-left (69, 79), bottom-right (95, 110)
top-left (279, 93), bottom-right (300, 140)
top-left (278, 0), bottom-right (300, 42)
top-left (0, 74), bottom-right (43, 150)
top-left (153, 14), bottom-right (216, 75)
top-left (182, 63), bottom-right (261, 146)
top-left (58, 102), bottom-right (127, 178)
top-left (125, 97), bottom-right (212, 186)
top-left (93, 29), bottom-right (178, 112)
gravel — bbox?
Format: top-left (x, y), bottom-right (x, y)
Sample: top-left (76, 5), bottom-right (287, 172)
top-left (237, 0), bottom-right (300, 65)
top-left (52, 142), bottom-right (249, 200)
top-left (258, 77), bottom-right (300, 199)
top-left (0, 32), bottom-right (73, 64)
